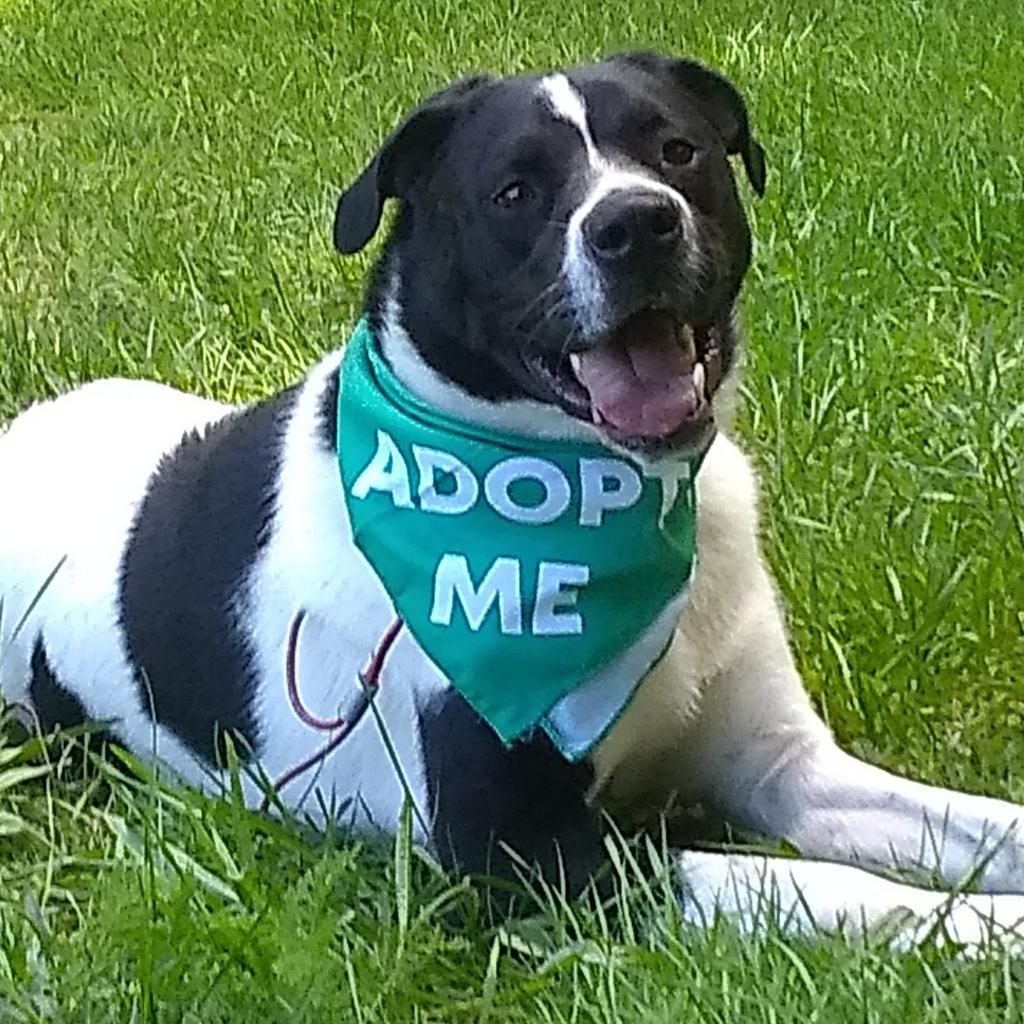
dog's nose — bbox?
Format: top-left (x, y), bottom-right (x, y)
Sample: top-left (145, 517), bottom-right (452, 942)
top-left (582, 192), bottom-right (683, 263)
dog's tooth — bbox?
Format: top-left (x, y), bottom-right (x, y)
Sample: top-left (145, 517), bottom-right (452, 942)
top-left (693, 361), bottom-right (706, 398)
top-left (591, 405), bottom-right (604, 425)
top-left (680, 324), bottom-right (696, 363)
top-left (569, 353), bottom-right (582, 375)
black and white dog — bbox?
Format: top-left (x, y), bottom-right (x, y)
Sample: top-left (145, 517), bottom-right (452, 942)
top-left (3, 52), bottom-right (1024, 946)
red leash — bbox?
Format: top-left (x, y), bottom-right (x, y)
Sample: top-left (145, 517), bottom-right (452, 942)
top-left (264, 610), bottom-right (403, 807)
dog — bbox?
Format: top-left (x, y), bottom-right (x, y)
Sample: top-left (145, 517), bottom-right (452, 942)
top-left (3, 51), bottom-right (1024, 947)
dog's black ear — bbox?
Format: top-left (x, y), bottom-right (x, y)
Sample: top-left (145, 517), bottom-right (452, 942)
top-left (612, 51), bottom-right (767, 197)
top-left (334, 74), bottom-right (493, 254)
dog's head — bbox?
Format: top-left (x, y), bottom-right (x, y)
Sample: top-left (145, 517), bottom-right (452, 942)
top-left (334, 52), bottom-right (766, 459)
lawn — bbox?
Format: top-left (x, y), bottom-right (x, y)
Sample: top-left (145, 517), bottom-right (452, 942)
top-left (2, 0), bottom-right (1024, 1019)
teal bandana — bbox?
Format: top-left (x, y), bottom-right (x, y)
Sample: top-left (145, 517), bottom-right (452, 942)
top-left (337, 319), bottom-right (710, 761)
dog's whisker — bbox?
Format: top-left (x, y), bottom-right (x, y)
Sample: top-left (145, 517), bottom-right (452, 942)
top-left (508, 278), bottom-right (566, 329)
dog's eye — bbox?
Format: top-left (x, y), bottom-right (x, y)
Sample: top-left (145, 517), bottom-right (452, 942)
top-left (662, 139), bottom-right (697, 167)
top-left (494, 181), bottom-right (532, 208)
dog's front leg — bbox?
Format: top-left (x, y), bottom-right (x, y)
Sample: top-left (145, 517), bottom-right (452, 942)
top-left (740, 738), bottom-right (1024, 894)
top-left (693, 602), bottom-right (1024, 894)
top-left (676, 849), bottom-right (1024, 951)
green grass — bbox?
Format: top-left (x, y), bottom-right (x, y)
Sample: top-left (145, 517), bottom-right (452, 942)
top-left (2, 0), bottom-right (1024, 1018)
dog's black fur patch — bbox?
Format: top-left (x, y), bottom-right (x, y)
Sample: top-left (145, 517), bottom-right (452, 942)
top-left (118, 387), bottom-right (299, 764)
top-left (30, 636), bottom-right (89, 730)
top-left (30, 636), bottom-right (116, 747)
top-left (420, 690), bottom-right (604, 901)
top-left (317, 367), bottom-right (339, 455)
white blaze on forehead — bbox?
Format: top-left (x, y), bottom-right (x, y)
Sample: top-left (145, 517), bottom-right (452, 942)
top-left (538, 74), bottom-right (604, 169)
top-left (539, 73), bottom-right (697, 339)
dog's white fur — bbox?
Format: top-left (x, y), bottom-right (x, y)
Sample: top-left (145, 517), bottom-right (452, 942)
top-left (3, 72), bottom-right (1024, 953)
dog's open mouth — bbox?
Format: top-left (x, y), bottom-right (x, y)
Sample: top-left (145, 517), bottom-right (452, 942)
top-left (533, 309), bottom-right (723, 453)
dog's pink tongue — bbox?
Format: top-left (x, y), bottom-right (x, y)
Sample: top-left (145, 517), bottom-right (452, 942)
top-left (573, 312), bottom-right (698, 437)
